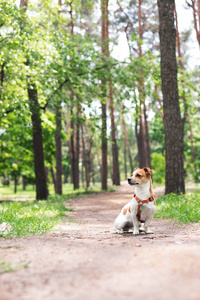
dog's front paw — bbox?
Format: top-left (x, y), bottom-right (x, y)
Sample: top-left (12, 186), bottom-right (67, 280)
top-left (115, 229), bottom-right (124, 234)
top-left (133, 229), bottom-right (139, 235)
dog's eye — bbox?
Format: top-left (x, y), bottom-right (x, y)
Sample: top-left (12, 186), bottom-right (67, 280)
top-left (136, 174), bottom-right (141, 178)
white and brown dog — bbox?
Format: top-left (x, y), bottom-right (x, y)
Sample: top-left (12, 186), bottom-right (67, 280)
top-left (114, 167), bottom-right (156, 235)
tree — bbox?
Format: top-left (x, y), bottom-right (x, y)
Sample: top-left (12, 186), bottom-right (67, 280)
top-left (157, 0), bottom-right (185, 194)
top-left (116, 0), bottom-right (154, 169)
top-left (20, 0), bottom-right (48, 200)
top-left (186, 0), bottom-right (200, 47)
top-left (100, 0), bottom-right (109, 190)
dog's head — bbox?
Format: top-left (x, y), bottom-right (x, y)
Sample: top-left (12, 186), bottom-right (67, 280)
top-left (128, 167), bottom-right (153, 186)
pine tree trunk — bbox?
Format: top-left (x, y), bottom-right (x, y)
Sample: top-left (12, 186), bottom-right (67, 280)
top-left (122, 114), bottom-right (133, 175)
top-left (20, 0), bottom-right (48, 200)
top-left (136, 0), bottom-right (151, 169)
top-left (135, 114), bottom-right (147, 168)
top-left (101, 90), bottom-right (108, 190)
top-left (75, 105), bottom-right (80, 188)
top-left (101, 0), bottom-right (109, 190)
top-left (157, 0), bottom-right (185, 194)
top-left (51, 166), bottom-right (57, 193)
top-left (55, 102), bottom-right (62, 195)
top-left (109, 82), bottom-right (120, 185)
top-left (125, 129), bottom-right (133, 172)
top-left (22, 176), bottom-right (26, 191)
top-left (122, 116), bottom-right (127, 179)
top-left (27, 83), bottom-right (49, 200)
top-left (85, 118), bottom-right (95, 184)
top-left (81, 124), bottom-right (89, 188)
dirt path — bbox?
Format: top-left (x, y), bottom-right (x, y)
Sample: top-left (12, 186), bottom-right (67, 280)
top-left (1, 182), bottom-right (200, 300)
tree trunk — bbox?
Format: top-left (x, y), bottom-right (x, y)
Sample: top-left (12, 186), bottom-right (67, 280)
top-left (20, 0), bottom-right (48, 200)
top-left (20, 0), bottom-right (28, 11)
top-left (94, 139), bottom-right (102, 177)
top-left (109, 81), bottom-right (120, 185)
top-left (27, 83), bottom-right (49, 200)
top-left (85, 118), bottom-right (95, 184)
top-left (122, 116), bottom-right (127, 179)
top-left (14, 176), bottom-right (17, 194)
top-left (100, 0), bottom-right (109, 190)
top-left (186, 0), bottom-right (200, 46)
top-left (157, 0), bottom-right (185, 194)
top-left (51, 165), bottom-right (57, 193)
top-left (137, 0), bottom-right (151, 169)
top-left (55, 102), bottom-right (62, 195)
top-left (101, 89), bottom-right (108, 190)
top-left (135, 113), bottom-right (147, 168)
top-left (22, 176), bottom-right (26, 191)
top-left (122, 113), bottom-right (133, 175)
top-left (81, 124), bottom-right (89, 188)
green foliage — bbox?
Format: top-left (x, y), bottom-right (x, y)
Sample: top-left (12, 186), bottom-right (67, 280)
top-left (0, 0), bottom-right (199, 192)
top-left (151, 153), bottom-right (165, 184)
top-left (155, 191), bottom-right (200, 223)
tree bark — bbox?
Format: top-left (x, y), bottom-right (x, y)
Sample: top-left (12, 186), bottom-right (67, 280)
top-left (85, 118), bottom-right (95, 184)
top-left (55, 102), bottom-right (62, 194)
top-left (122, 113), bottom-right (133, 174)
top-left (70, 105), bottom-right (80, 190)
top-left (109, 81), bottom-right (120, 185)
top-left (157, 0), bottom-right (185, 194)
top-left (186, 0), bottom-right (200, 46)
top-left (20, 0), bottom-right (48, 200)
top-left (27, 83), bottom-right (49, 200)
top-left (51, 165), bottom-right (57, 193)
top-left (20, 0), bottom-right (28, 11)
top-left (100, 0), bottom-right (109, 190)
top-left (81, 123), bottom-right (89, 188)
top-left (136, 0), bottom-right (151, 169)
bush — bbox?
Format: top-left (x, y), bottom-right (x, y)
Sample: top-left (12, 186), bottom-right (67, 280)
top-left (155, 191), bottom-right (200, 223)
top-left (151, 153), bottom-right (165, 184)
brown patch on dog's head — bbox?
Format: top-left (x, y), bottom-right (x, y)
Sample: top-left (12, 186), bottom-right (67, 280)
top-left (128, 167), bottom-right (153, 186)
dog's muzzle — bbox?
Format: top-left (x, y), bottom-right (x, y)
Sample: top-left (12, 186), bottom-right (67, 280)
top-left (128, 178), bottom-right (139, 185)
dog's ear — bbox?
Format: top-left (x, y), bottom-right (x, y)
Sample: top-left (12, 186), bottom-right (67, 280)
top-left (143, 167), bottom-right (153, 176)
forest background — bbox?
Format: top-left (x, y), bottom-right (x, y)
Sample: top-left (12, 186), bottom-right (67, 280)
top-left (0, 0), bottom-right (200, 200)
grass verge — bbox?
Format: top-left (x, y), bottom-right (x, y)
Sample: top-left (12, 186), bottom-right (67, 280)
top-left (0, 195), bottom-right (72, 237)
top-left (155, 191), bottom-right (200, 223)
top-left (0, 185), bottom-right (115, 237)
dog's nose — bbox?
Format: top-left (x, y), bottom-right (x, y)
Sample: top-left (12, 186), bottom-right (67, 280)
top-left (128, 178), bottom-right (132, 184)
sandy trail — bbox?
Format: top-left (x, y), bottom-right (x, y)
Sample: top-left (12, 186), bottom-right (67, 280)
top-left (1, 182), bottom-right (200, 300)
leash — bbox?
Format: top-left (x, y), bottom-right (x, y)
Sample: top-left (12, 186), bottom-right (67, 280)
top-left (133, 193), bottom-right (155, 223)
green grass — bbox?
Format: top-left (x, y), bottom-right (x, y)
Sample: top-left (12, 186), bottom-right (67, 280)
top-left (0, 183), bottom-right (115, 238)
top-left (0, 182), bottom-right (105, 200)
top-left (155, 191), bottom-right (200, 223)
top-left (0, 196), bottom-right (72, 237)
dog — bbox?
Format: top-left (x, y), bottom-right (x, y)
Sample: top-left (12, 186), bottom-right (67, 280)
top-left (114, 167), bottom-right (156, 235)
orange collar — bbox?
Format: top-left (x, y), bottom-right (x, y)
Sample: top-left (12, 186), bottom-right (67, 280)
top-left (133, 193), bottom-right (155, 204)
